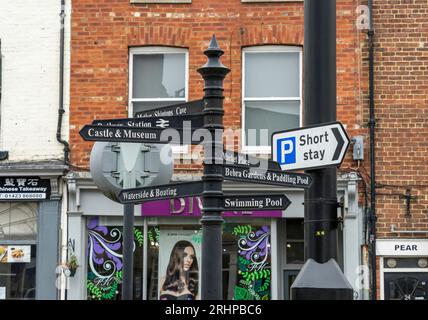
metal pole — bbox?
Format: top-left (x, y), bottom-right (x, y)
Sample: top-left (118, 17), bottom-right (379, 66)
top-left (291, 0), bottom-right (353, 300)
top-left (122, 203), bottom-right (134, 300)
top-left (304, 0), bottom-right (338, 264)
top-left (197, 35), bottom-right (230, 300)
top-left (122, 170), bottom-right (135, 300)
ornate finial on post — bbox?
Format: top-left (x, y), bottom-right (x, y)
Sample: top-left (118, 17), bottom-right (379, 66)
top-left (197, 36), bottom-right (230, 300)
top-left (198, 35), bottom-right (230, 77)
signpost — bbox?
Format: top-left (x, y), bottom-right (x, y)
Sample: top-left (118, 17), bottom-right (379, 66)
top-left (272, 122), bottom-right (349, 171)
top-left (92, 114), bottom-right (203, 130)
top-left (135, 99), bottom-right (204, 118)
top-left (223, 164), bottom-right (312, 189)
top-left (222, 194), bottom-right (290, 211)
top-left (118, 181), bottom-right (204, 204)
top-left (80, 124), bottom-right (202, 145)
top-left (79, 36), bottom-right (307, 301)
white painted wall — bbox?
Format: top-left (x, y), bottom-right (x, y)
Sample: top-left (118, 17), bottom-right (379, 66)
top-left (0, 0), bottom-right (70, 162)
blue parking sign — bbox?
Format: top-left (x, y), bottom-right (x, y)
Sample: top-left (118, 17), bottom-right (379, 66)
top-left (277, 137), bottom-right (296, 165)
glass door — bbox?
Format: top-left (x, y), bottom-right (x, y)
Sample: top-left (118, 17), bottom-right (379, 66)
top-left (283, 269), bottom-right (299, 300)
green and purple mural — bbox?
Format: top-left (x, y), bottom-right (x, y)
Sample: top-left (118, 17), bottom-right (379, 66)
top-left (86, 217), bottom-right (158, 300)
top-left (230, 224), bottom-right (271, 300)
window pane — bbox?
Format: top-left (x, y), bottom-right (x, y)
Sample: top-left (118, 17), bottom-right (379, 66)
top-left (286, 219), bottom-right (304, 240)
top-left (286, 242), bottom-right (304, 264)
top-left (245, 52), bottom-right (300, 98)
top-left (0, 203), bottom-right (37, 241)
top-left (132, 100), bottom-right (185, 116)
top-left (133, 53), bottom-right (185, 99)
top-left (245, 100), bottom-right (300, 146)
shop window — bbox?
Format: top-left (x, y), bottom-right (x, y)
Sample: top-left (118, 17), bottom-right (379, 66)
top-left (0, 244), bottom-right (36, 299)
top-left (223, 224), bottom-right (272, 300)
top-left (285, 219), bottom-right (304, 264)
top-left (0, 203), bottom-right (37, 300)
top-left (0, 203), bottom-right (37, 241)
top-left (147, 223), bottom-right (272, 301)
top-left (86, 217), bottom-right (144, 300)
top-left (242, 46), bottom-right (301, 152)
top-left (148, 226), bottom-right (202, 300)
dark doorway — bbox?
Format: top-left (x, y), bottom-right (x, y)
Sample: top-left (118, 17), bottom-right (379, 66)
top-left (384, 272), bottom-right (428, 300)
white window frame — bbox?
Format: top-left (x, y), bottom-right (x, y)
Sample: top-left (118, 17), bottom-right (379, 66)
top-left (242, 46), bottom-right (302, 154)
top-left (129, 47), bottom-right (189, 153)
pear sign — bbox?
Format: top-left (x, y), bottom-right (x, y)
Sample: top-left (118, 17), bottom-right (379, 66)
top-left (272, 122), bottom-right (350, 171)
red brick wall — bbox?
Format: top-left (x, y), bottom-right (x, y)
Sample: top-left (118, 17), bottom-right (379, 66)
top-left (365, 0), bottom-right (428, 239)
top-left (70, 0), bottom-right (361, 172)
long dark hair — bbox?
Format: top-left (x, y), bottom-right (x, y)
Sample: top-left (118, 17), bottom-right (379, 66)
top-left (162, 240), bottom-right (199, 297)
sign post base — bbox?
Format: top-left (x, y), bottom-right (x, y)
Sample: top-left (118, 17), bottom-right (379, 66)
top-left (291, 258), bottom-right (354, 300)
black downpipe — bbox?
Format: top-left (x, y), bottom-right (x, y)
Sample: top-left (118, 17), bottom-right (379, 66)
top-left (57, 0), bottom-right (70, 165)
top-left (368, 0), bottom-right (377, 300)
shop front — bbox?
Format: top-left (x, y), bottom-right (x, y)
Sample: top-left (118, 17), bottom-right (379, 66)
top-left (0, 164), bottom-right (66, 300)
top-left (377, 239), bottom-right (428, 300)
top-left (66, 172), bottom-right (363, 300)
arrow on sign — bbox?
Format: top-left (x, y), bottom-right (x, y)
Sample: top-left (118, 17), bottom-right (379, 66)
top-left (92, 114), bottom-right (204, 130)
top-left (135, 100), bottom-right (204, 118)
top-left (223, 194), bottom-right (291, 211)
top-left (79, 125), bottom-right (203, 145)
top-left (271, 121), bottom-right (350, 171)
top-left (118, 181), bottom-right (204, 204)
top-left (223, 164), bottom-right (312, 189)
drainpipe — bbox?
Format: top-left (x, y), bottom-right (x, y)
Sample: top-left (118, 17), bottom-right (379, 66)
top-left (57, 0), bottom-right (70, 165)
top-left (367, 0), bottom-right (377, 301)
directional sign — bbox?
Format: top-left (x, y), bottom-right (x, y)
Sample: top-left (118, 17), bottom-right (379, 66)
top-left (223, 164), bottom-right (312, 189)
top-left (118, 181), bottom-right (204, 204)
top-left (135, 100), bottom-right (204, 118)
top-left (223, 194), bottom-right (291, 211)
top-left (79, 125), bottom-right (203, 145)
top-left (92, 114), bottom-right (203, 130)
top-left (223, 149), bottom-right (281, 171)
top-left (272, 122), bottom-right (350, 171)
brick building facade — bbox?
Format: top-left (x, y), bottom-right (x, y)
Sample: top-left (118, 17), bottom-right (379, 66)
top-left (66, 0), bottom-right (427, 300)
top-left (365, 0), bottom-right (428, 300)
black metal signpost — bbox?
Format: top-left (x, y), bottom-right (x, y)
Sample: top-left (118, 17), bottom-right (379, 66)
top-left (197, 36), bottom-right (230, 300)
top-left (223, 194), bottom-right (291, 211)
top-left (80, 36), bottom-right (317, 301)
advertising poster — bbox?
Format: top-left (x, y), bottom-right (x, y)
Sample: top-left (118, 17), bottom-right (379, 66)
top-left (0, 245), bottom-right (31, 263)
top-left (158, 229), bottom-right (202, 300)
top-left (0, 287), bottom-right (5, 300)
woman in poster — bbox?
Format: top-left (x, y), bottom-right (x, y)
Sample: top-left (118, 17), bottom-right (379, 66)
top-left (159, 240), bottom-right (199, 300)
